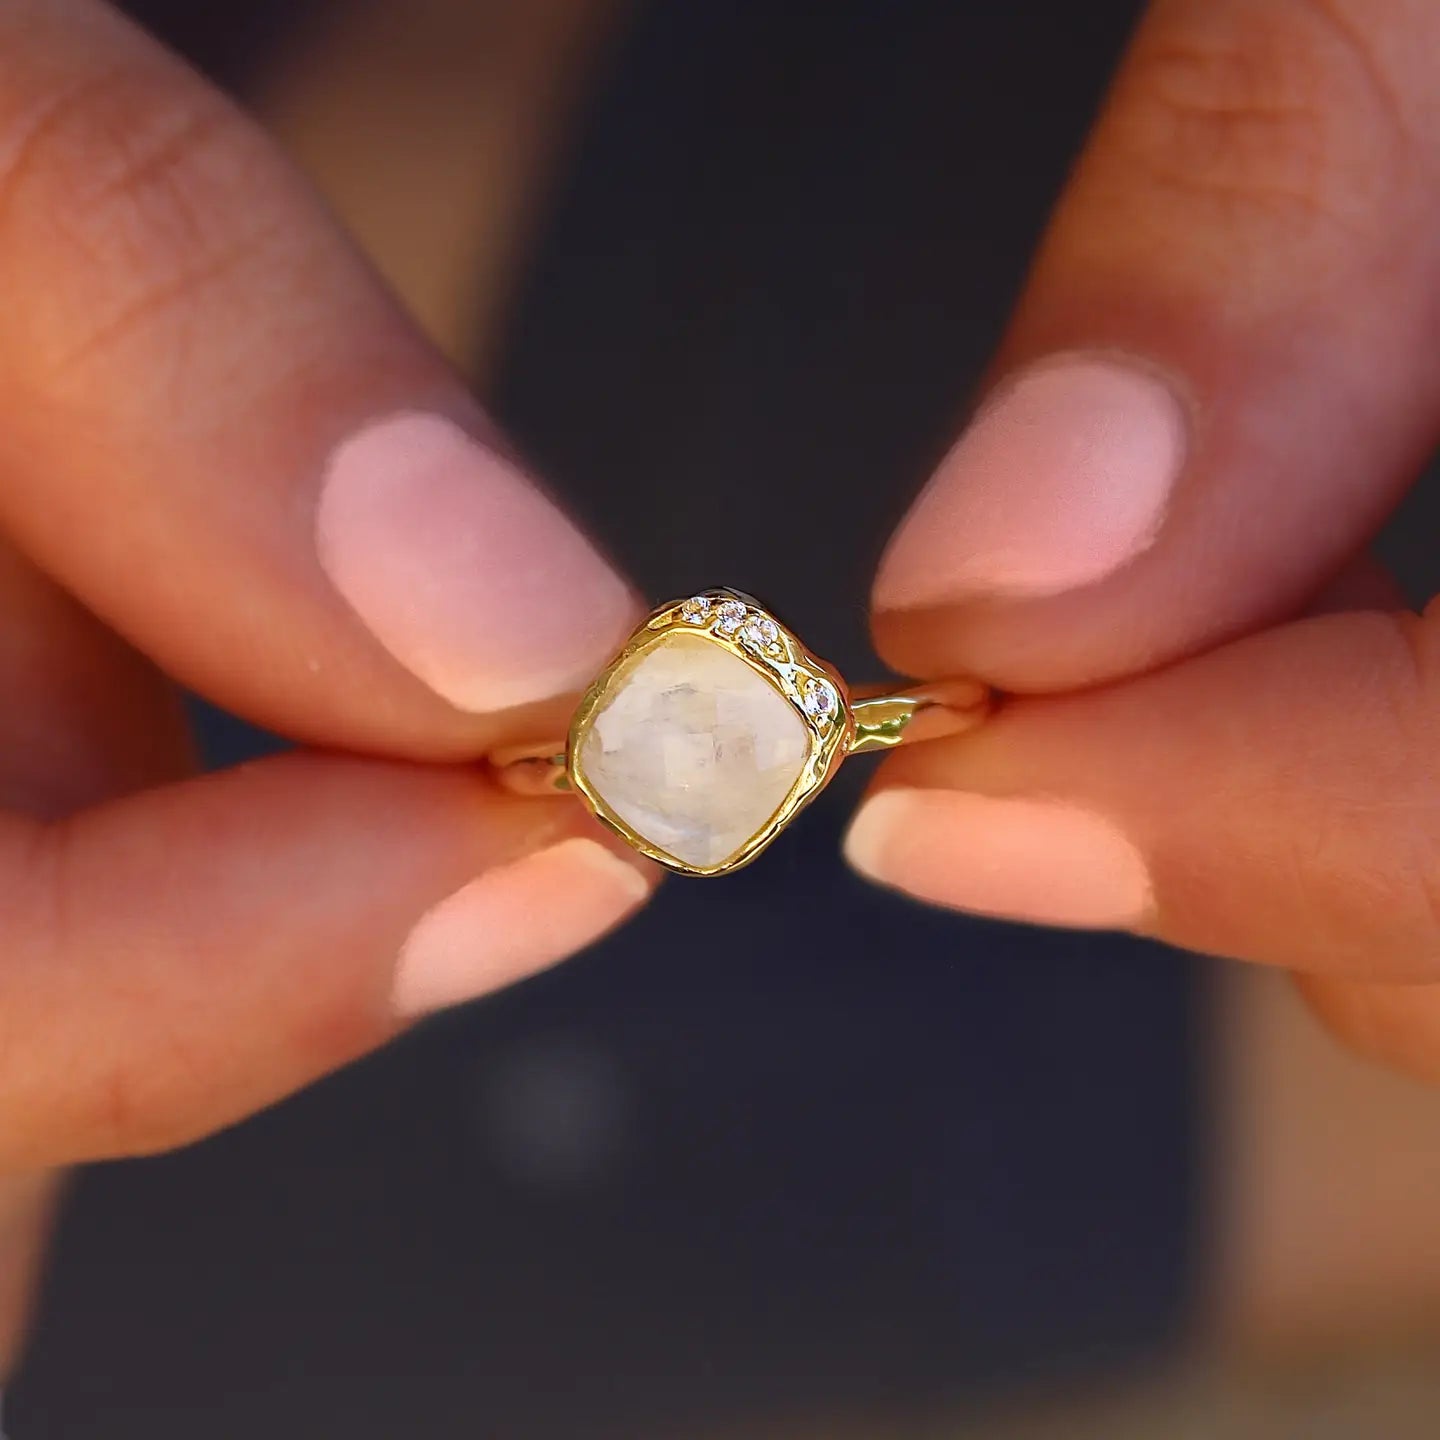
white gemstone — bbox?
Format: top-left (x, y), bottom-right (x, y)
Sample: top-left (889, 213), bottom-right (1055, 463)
top-left (575, 632), bottom-right (810, 869)
top-left (680, 595), bottom-right (712, 624)
top-left (713, 598), bottom-right (746, 634)
top-left (740, 615), bottom-right (779, 651)
top-left (802, 677), bottom-right (838, 720)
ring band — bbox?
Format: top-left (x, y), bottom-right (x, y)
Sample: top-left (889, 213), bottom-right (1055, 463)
top-left (488, 591), bottom-right (992, 877)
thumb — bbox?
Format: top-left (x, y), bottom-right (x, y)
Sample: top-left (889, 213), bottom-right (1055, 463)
top-left (873, 0), bottom-right (1440, 691)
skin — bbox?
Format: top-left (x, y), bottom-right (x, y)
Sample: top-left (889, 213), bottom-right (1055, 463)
top-left (4, 0), bottom-right (1440, 1388)
top-left (859, 0), bottom-right (1440, 1067)
top-left (0, 0), bottom-right (647, 1373)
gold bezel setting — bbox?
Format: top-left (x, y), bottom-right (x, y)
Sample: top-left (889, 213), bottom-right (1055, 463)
top-left (566, 591), bottom-right (852, 877)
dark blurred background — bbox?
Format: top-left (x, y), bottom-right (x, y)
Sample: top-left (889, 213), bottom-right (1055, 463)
top-left (11, 3), bottom-right (1213, 1435)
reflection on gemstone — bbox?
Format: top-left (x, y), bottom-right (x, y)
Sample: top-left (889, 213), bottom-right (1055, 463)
top-left (713, 598), bottom-right (747, 634)
top-left (802, 676), bottom-right (837, 720)
top-left (575, 632), bottom-right (809, 869)
top-left (740, 615), bottom-right (779, 651)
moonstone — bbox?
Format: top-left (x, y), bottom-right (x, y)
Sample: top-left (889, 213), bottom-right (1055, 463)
top-left (575, 632), bottom-right (809, 869)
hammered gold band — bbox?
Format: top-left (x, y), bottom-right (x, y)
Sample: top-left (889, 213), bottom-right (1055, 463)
top-left (486, 591), bottom-right (993, 876)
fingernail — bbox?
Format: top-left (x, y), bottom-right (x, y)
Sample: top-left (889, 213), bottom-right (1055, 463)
top-left (845, 787), bottom-right (1152, 929)
top-left (392, 837), bottom-right (652, 1017)
top-left (317, 412), bottom-right (636, 712)
top-left (875, 355), bottom-right (1188, 607)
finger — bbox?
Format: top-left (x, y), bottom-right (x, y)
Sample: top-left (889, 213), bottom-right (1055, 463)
top-left (0, 1168), bottom-right (57, 1382)
top-left (1306, 550), bottom-right (1407, 617)
top-left (1289, 561), bottom-right (1440, 1078)
top-left (0, 537), bottom-right (190, 814)
top-left (0, 0), bottom-right (636, 758)
top-left (1297, 973), bottom-right (1440, 1087)
top-left (873, 0), bottom-right (1440, 690)
top-left (846, 605), bottom-right (1440, 981)
top-left (0, 536), bottom-right (191, 1372)
top-left (0, 755), bottom-right (653, 1170)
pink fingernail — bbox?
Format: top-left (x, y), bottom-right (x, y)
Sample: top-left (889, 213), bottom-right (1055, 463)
top-left (845, 787), bottom-right (1152, 930)
top-left (391, 838), bottom-right (651, 1018)
top-left (317, 413), bottom-right (636, 712)
top-left (875, 355), bottom-right (1188, 607)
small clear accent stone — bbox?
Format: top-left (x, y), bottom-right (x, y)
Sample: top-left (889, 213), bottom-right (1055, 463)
top-left (713, 598), bottom-right (746, 634)
top-left (802, 677), bottom-right (838, 721)
top-left (741, 615), bottom-right (779, 651)
top-left (680, 595), bottom-right (712, 624)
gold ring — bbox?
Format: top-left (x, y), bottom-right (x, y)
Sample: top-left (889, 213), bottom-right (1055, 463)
top-left (488, 590), bottom-right (992, 877)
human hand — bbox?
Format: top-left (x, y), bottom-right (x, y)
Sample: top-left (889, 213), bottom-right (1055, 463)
top-left (845, 0), bottom-right (1440, 1081)
top-left (0, 0), bottom-right (656, 1188)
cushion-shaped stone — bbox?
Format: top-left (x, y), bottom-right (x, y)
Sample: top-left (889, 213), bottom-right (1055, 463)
top-left (575, 632), bottom-right (809, 869)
